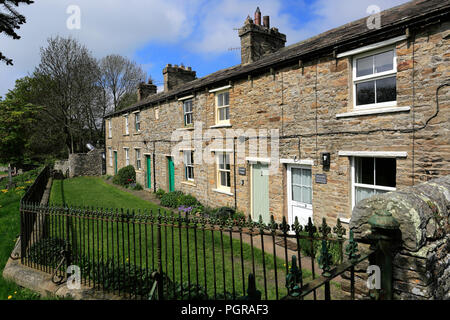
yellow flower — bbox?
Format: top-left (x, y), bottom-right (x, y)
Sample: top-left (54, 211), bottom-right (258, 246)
top-left (8, 295), bottom-right (12, 299)
top-left (14, 291), bottom-right (17, 294)
top-left (25, 180), bottom-right (33, 184)
top-left (1, 189), bottom-right (8, 193)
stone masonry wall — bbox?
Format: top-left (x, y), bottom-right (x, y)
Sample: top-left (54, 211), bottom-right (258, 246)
top-left (105, 21), bottom-right (449, 228)
top-left (349, 175), bottom-right (449, 300)
top-left (68, 149), bottom-right (104, 178)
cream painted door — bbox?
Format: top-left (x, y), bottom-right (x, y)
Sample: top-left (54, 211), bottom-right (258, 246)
top-left (287, 165), bottom-right (313, 228)
top-left (251, 163), bottom-right (270, 224)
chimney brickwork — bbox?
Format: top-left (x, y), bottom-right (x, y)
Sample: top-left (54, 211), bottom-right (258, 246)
top-left (239, 8), bottom-right (286, 65)
top-left (163, 64), bottom-right (197, 92)
top-left (137, 79), bottom-right (157, 101)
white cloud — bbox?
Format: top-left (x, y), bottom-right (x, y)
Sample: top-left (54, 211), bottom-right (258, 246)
top-left (0, 0), bottom-right (410, 97)
top-left (0, 0), bottom-right (195, 97)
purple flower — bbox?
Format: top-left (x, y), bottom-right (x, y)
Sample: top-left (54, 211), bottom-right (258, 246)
top-left (178, 205), bottom-right (193, 213)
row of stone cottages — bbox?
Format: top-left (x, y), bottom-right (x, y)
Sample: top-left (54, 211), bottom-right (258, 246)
top-left (104, 0), bottom-right (449, 228)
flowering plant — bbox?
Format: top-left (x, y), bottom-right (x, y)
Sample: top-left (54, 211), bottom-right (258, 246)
top-left (178, 205), bottom-right (193, 214)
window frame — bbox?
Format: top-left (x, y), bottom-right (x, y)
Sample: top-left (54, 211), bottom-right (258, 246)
top-left (215, 90), bottom-right (230, 125)
top-left (135, 148), bottom-right (141, 170)
top-left (351, 156), bottom-right (396, 208)
top-left (124, 147), bottom-right (129, 166)
top-left (183, 150), bottom-right (195, 181)
top-left (216, 152), bottom-right (231, 192)
top-left (135, 112), bottom-right (141, 132)
top-left (352, 46), bottom-right (397, 110)
top-left (108, 147), bottom-right (113, 167)
top-left (124, 115), bottom-right (129, 135)
top-left (183, 99), bottom-right (193, 126)
top-left (108, 120), bottom-right (112, 138)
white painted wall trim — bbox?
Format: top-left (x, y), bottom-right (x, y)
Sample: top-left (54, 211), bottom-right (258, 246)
top-left (209, 85), bottom-right (232, 93)
top-left (210, 149), bottom-right (233, 153)
top-left (246, 157), bottom-right (271, 164)
top-left (336, 106), bottom-right (410, 118)
top-left (336, 35), bottom-right (407, 58)
top-left (338, 151), bottom-right (408, 158)
top-left (280, 158), bottom-right (314, 165)
top-left (178, 95), bottom-right (194, 101)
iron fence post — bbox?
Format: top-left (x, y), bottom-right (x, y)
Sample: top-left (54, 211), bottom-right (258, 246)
top-left (368, 210), bottom-right (400, 300)
top-left (156, 211), bottom-right (164, 300)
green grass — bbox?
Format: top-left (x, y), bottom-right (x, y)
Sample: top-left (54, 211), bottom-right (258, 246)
top-left (0, 168), bottom-right (48, 300)
top-left (47, 177), bottom-right (313, 300)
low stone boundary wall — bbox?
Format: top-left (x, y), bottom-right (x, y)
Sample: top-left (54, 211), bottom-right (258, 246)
top-left (54, 149), bottom-right (104, 178)
top-left (349, 176), bottom-right (449, 300)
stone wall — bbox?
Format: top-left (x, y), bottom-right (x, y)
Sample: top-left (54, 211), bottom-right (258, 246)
top-left (349, 175), bottom-right (449, 300)
top-left (68, 149), bottom-right (104, 178)
top-left (54, 160), bottom-right (70, 176)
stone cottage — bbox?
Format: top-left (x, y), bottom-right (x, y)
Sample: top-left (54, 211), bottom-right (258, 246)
top-left (104, 0), bottom-right (449, 228)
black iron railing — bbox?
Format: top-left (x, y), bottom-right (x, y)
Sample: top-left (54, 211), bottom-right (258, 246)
top-left (19, 198), bottom-right (376, 300)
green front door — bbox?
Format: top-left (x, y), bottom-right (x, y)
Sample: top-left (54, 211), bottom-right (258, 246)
top-left (146, 155), bottom-right (152, 189)
top-left (252, 163), bottom-right (270, 224)
top-left (114, 151), bottom-right (118, 175)
top-left (168, 157), bottom-right (175, 192)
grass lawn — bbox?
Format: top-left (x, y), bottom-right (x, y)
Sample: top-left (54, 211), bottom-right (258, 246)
top-left (47, 177), bottom-right (313, 300)
top-left (0, 168), bottom-right (57, 300)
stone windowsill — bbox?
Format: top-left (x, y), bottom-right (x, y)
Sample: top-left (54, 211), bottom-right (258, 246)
top-left (210, 124), bottom-right (232, 129)
top-left (212, 188), bottom-right (233, 196)
top-left (181, 181), bottom-right (196, 187)
top-left (177, 126), bottom-right (194, 131)
top-left (336, 106), bottom-right (411, 118)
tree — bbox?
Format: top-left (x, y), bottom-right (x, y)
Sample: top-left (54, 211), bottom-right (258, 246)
top-left (0, 77), bottom-right (39, 168)
top-left (99, 54), bottom-right (146, 112)
top-left (34, 36), bottom-right (103, 154)
top-left (0, 0), bottom-right (34, 65)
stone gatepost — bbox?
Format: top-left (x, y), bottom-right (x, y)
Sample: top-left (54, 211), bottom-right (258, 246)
top-left (347, 176), bottom-right (449, 300)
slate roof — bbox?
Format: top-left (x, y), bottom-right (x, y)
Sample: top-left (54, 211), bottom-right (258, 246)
top-left (106, 0), bottom-right (450, 118)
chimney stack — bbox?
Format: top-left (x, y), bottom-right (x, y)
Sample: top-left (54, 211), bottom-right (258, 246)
top-left (137, 79), bottom-right (157, 101)
top-left (238, 8), bottom-right (286, 64)
top-left (254, 7), bottom-right (261, 25)
top-left (163, 64), bottom-right (196, 92)
top-left (263, 15), bottom-right (270, 28)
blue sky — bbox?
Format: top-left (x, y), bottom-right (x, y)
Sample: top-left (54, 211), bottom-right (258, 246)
top-left (0, 0), bottom-right (409, 96)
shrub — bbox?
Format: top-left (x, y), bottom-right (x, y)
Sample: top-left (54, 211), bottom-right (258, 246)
top-left (214, 206), bottom-right (236, 220)
top-left (132, 183), bottom-right (143, 190)
top-left (112, 165), bottom-right (136, 186)
top-left (233, 211), bottom-right (246, 221)
top-left (155, 188), bottom-right (166, 199)
top-left (160, 191), bottom-right (183, 208)
top-left (177, 194), bottom-right (199, 207)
